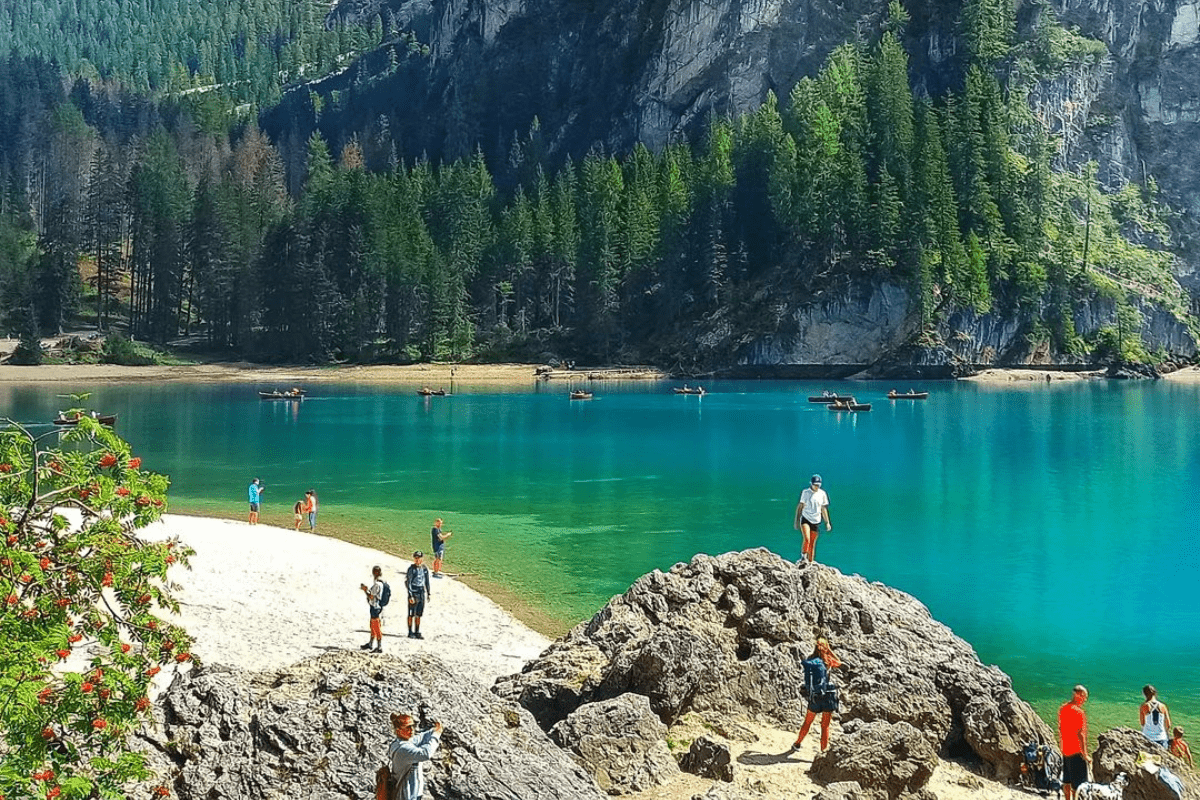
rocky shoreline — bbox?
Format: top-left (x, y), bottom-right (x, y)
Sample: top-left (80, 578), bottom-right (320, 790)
top-left (134, 542), bottom-right (1198, 799)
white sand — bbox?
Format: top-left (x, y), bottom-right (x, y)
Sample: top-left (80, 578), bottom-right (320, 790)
top-left (141, 514), bottom-right (550, 683)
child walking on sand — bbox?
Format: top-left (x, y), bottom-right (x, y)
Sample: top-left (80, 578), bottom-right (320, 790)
top-left (294, 499), bottom-right (304, 530)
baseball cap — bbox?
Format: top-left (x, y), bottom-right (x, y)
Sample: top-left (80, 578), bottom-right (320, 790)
top-left (810, 474), bottom-right (822, 485)
top-left (413, 550), bottom-right (424, 558)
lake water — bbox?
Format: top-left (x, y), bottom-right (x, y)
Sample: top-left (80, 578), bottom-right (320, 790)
top-left (3, 378), bottom-right (1197, 737)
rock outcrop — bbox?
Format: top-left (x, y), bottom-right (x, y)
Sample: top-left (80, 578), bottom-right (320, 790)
top-left (810, 721), bottom-right (939, 798)
top-left (1092, 727), bottom-right (1200, 800)
top-left (494, 549), bottom-right (1054, 782)
top-left (137, 651), bottom-right (605, 800)
top-left (549, 693), bottom-right (681, 794)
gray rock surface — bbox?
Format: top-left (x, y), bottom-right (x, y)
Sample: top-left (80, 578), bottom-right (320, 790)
top-left (678, 735), bottom-right (735, 782)
top-left (810, 721), bottom-right (939, 799)
top-left (549, 693), bottom-right (681, 794)
top-left (495, 549), bottom-right (1054, 781)
top-left (137, 651), bottom-right (605, 800)
top-left (813, 783), bottom-right (888, 800)
top-left (1092, 727), bottom-right (1200, 800)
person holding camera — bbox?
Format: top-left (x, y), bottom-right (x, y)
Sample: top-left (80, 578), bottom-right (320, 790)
top-left (248, 478), bottom-right (263, 525)
top-left (383, 712), bottom-right (442, 800)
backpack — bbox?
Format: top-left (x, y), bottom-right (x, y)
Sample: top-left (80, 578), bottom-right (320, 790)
top-left (1021, 742), bottom-right (1063, 794)
top-left (802, 656), bottom-right (828, 698)
top-left (379, 581), bottom-right (392, 608)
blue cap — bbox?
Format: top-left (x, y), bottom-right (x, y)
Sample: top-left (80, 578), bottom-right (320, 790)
top-left (811, 474), bottom-right (822, 485)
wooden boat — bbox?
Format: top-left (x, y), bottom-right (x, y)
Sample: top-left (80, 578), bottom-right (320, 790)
top-left (808, 393), bottom-right (856, 403)
top-left (417, 388), bottom-right (449, 397)
top-left (569, 391), bottom-right (594, 400)
top-left (887, 390), bottom-right (929, 400)
top-left (53, 413), bottom-right (117, 427)
top-left (827, 399), bottom-right (871, 412)
top-left (673, 386), bottom-right (706, 395)
top-left (259, 390), bottom-right (306, 400)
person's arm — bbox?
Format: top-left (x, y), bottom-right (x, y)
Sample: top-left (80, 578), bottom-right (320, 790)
top-left (425, 567), bottom-right (432, 599)
top-left (822, 505), bottom-right (831, 532)
top-left (1079, 713), bottom-right (1089, 762)
top-left (1140, 702), bottom-right (1147, 726)
top-left (1164, 703), bottom-right (1172, 731)
top-left (794, 500), bottom-right (804, 530)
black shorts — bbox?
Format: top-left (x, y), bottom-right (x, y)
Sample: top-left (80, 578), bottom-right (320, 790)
top-left (801, 518), bottom-right (821, 532)
top-left (1062, 754), bottom-right (1087, 786)
top-left (249, 502), bottom-right (260, 512)
top-left (408, 594), bottom-right (426, 617)
top-left (369, 605), bottom-right (382, 619)
top-left (807, 687), bottom-right (838, 714)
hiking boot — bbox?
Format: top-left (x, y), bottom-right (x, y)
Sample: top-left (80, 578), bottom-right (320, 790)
top-left (373, 645), bottom-right (383, 653)
top-left (360, 642), bottom-right (374, 650)
top-left (413, 632), bottom-right (424, 640)
top-left (407, 631), bottom-right (416, 639)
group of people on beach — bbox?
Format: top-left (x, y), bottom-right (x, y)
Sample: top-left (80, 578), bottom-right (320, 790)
top-left (1057, 683), bottom-right (1192, 800)
top-left (357, 518), bottom-right (454, 653)
top-left (245, 478), bottom-right (318, 532)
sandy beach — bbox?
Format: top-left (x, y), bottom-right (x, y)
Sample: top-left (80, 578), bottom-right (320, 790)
top-left (140, 513), bottom-right (1039, 800)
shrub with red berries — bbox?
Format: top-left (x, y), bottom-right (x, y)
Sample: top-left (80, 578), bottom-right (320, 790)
top-left (0, 416), bottom-right (195, 798)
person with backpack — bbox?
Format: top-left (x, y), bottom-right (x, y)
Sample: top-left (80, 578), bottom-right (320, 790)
top-left (1140, 684), bottom-right (1173, 749)
top-left (359, 565), bottom-right (391, 653)
top-left (790, 637), bottom-right (843, 754)
top-left (406, 552), bottom-right (432, 640)
top-left (382, 711), bottom-right (442, 800)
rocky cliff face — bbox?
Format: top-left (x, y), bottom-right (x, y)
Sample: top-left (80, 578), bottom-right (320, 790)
top-left (494, 549), bottom-right (1054, 783)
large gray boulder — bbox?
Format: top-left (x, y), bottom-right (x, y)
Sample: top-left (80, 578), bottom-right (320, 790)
top-left (1092, 727), bottom-right (1199, 800)
top-left (138, 651), bottom-right (605, 800)
top-left (810, 721), bottom-right (939, 799)
top-left (549, 693), bottom-right (680, 795)
top-left (495, 549), bottom-right (1053, 780)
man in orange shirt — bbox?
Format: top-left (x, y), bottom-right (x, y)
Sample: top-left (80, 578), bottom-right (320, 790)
top-left (1058, 684), bottom-right (1090, 800)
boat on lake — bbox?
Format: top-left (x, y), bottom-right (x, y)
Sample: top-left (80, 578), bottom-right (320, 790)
top-left (828, 398), bottom-right (871, 412)
top-left (417, 387), bottom-right (449, 396)
top-left (887, 390), bottom-right (929, 400)
top-left (808, 392), bottom-right (856, 403)
top-left (674, 386), bottom-right (706, 395)
top-left (569, 390), bottom-right (594, 400)
top-left (53, 412), bottom-right (117, 426)
top-left (260, 389), bottom-right (306, 400)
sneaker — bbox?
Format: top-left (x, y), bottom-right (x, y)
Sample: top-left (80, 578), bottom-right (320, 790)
top-left (360, 642), bottom-right (374, 650)
top-left (407, 632), bottom-right (416, 639)
top-left (373, 646), bottom-right (383, 653)
top-left (413, 632), bottom-right (424, 640)
top-left (432, 572), bottom-right (443, 579)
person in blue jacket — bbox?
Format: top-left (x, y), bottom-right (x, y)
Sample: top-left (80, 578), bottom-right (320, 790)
top-left (248, 478), bottom-right (263, 525)
top-left (386, 712), bottom-right (442, 799)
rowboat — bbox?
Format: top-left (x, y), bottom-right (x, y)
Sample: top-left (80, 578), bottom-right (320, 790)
top-left (827, 399), bottom-right (871, 412)
top-left (53, 413), bottom-right (117, 426)
top-left (887, 390), bottom-right (929, 400)
top-left (808, 394), bottom-right (855, 403)
top-left (569, 391), bottom-right (593, 400)
top-left (259, 390), bottom-right (306, 400)
top-left (674, 386), bottom-right (706, 395)
top-left (417, 388), bottom-right (449, 396)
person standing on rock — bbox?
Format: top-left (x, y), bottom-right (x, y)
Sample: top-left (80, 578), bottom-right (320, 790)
top-left (1139, 684), bottom-right (1172, 749)
top-left (794, 474), bottom-right (831, 563)
top-left (1058, 684), bottom-right (1090, 800)
top-left (385, 712), bottom-right (442, 800)
top-left (790, 637), bottom-right (843, 754)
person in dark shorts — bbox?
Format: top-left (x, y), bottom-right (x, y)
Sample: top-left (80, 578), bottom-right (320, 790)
top-left (405, 552), bottom-right (432, 639)
top-left (248, 478), bottom-right (263, 525)
top-left (431, 518), bottom-right (453, 577)
top-left (791, 637), bottom-right (843, 753)
top-left (1058, 684), bottom-right (1090, 800)
top-left (794, 474), bottom-right (831, 563)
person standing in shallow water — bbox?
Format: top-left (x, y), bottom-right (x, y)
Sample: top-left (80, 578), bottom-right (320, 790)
top-left (1140, 684), bottom-right (1172, 749)
top-left (790, 637), bottom-right (843, 754)
top-left (794, 474), bottom-right (831, 562)
top-left (1058, 684), bottom-right (1090, 800)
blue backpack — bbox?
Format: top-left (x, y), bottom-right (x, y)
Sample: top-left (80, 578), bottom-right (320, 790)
top-left (379, 581), bottom-right (392, 607)
top-left (802, 656), bottom-right (828, 697)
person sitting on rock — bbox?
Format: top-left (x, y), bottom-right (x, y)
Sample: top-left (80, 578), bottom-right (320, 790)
top-left (1169, 726), bottom-right (1193, 766)
top-left (790, 637), bottom-right (843, 754)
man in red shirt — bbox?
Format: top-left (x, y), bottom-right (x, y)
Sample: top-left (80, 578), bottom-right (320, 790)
top-left (1058, 684), bottom-right (1090, 800)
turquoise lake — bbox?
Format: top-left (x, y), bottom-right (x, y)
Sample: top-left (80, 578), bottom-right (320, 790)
top-left (3, 378), bottom-right (1197, 735)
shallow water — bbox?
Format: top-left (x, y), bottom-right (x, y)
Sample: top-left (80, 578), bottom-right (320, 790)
top-left (4, 377), bottom-right (1197, 737)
